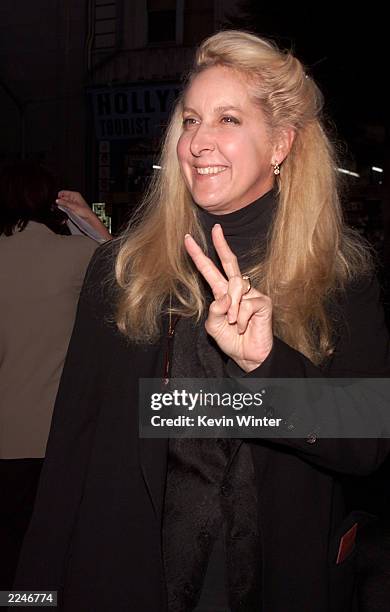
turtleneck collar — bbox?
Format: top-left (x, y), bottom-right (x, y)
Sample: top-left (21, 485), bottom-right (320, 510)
top-left (197, 189), bottom-right (277, 269)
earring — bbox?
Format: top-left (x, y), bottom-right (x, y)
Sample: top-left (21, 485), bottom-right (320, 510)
top-left (272, 161), bottom-right (280, 176)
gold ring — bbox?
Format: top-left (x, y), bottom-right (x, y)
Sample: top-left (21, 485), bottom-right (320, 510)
top-left (242, 275), bottom-right (251, 295)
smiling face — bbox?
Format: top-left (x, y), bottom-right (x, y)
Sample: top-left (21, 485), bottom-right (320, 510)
top-left (177, 65), bottom-right (286, 215)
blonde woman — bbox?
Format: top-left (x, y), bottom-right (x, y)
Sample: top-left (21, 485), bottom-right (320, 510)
top-left (15, 32), bottom-right (390, 612)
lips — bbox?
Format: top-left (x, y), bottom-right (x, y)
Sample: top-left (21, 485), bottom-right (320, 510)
top-left (195, 166), bottom-right (228, 175)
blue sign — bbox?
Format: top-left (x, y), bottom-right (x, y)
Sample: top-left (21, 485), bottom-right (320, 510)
top-left (90, 84), bottom-right (181, 140)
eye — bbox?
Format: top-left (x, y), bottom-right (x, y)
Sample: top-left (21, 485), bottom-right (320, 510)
top-left (182, 117), bottom-right (199, 128)
top-left (221, 115), bottom-right (240, 125)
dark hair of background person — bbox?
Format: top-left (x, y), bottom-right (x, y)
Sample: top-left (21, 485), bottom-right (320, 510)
top-left (0, 160), bottom-right (70, 236)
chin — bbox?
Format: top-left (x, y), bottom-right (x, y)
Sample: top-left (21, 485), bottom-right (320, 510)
top-left (193, 192), bottom-right (225, 210)
top-left (195, 200), bottom-right (224, 212)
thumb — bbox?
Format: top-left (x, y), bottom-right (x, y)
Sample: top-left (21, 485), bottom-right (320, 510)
top-left (205, 294), bottom-right (231, 334)
top-left (58, 190), bottom-right (70, 199)
top-left (210, 293), bottom-right (231, 315)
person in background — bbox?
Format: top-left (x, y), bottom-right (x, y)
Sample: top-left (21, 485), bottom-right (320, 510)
top-left (56, 190), bottom-right (112, 242)
top-left (13, 32), bottom-right (390, 612)
top-left (0, 161), bottom-right (110, 589)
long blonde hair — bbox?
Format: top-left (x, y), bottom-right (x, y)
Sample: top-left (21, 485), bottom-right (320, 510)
top-left (114, 30), bottom-right (371, 364)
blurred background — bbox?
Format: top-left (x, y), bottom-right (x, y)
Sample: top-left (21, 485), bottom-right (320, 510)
top-left (0, 1), bottom-right (389, 319)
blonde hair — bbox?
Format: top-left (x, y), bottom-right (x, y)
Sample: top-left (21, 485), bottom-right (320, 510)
top-left (114, 30), bottom-right (371, 364)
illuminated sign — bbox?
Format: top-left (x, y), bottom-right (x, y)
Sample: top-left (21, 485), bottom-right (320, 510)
top-left (91, 84), bottom-right (181, 140)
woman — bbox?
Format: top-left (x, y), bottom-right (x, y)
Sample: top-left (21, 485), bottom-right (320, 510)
top-left (0, 161), bottom-right (110, 589)
top-left (14, 32), bottom-right (390, 612)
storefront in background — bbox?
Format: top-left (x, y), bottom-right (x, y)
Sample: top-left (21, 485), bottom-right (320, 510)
top-left (89, 82), bottom-right (180, 233)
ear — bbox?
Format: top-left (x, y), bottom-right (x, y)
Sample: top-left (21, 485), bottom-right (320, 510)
top-left (272, 127), bottom-right (295, 165)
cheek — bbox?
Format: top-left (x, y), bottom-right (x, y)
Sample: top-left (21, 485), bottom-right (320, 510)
top-left (239, 133), bottom-right (272, 169)
top-left (177, 134), bottom-right (189, 166)
top-left (176, 136), bottom-right (192, 186)
top-left (221, 131), bottom-right (255, 162)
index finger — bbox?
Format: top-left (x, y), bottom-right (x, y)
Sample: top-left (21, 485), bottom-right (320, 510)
top-left (211, 224), bottom-right (242, 279)
top-left (184, 234), bottom-right (227, 299)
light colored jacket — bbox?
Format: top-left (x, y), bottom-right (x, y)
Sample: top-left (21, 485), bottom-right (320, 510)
top-left (0, 221), bottom-right (97, 458)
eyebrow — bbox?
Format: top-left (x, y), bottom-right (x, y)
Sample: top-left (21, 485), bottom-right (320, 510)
top-left (182, 105), bottom-right (243, 114)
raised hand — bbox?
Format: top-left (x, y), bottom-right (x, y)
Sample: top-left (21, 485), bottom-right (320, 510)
top-left (184, 224), bottom-right (273, 372)
top-left (56, 191), bottom-right (93, 220)
top-left (56, 190), bottom-right (112, 241)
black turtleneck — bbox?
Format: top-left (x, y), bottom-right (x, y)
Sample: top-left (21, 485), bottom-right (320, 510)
top-left (162, 191), bottom-right (277, 612)
top-left (197, 188), bottom-right (277, 271)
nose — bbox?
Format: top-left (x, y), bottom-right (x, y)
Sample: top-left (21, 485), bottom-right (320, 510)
top-left (189, 124), bottom-right (215, 157)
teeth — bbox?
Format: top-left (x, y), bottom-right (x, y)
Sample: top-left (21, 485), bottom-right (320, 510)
top-left (196, 166), bottom-right (227, 175)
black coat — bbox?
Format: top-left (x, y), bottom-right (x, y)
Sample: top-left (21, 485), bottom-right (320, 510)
top-left (14, 243), bottom-right (390, 612)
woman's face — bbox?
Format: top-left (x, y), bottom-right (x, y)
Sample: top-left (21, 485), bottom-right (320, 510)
top-left (177, 65), bottom-right (283, 215)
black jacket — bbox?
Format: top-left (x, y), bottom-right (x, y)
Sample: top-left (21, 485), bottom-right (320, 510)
top-left (14, 242), bottom-right (390, 612)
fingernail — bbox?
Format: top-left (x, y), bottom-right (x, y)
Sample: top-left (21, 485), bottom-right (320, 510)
top-left (227, 311), bottom-right (236, 324)
top-left (184, 234), bottom-right (191, 239)
top-left (213, 223), bottom-right (221, 230)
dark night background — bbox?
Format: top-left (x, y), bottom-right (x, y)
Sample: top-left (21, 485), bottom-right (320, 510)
top-left (229, 5), bottom-right (388, 126)
top-left (235, 5), bottom-right (390, 321)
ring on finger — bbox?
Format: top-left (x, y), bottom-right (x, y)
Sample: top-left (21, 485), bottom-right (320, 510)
top-left (242, 275), bottom-right (251, 295)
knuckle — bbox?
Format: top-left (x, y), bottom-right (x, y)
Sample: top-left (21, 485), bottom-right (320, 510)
top-left (198, 262), bottom-right (210, 275)
top-left (240, 300), bottom-right (252, 313)
top-left (204, 318), bottom-right (213, 334)
top-left (229, 275), bottom-right (242, 291)
top-left (209, 300), bottom-right (219, 314)
top-left (257, 294), bottom-right (271, 307)
top-left (216, 280), bottom-right (227, 294)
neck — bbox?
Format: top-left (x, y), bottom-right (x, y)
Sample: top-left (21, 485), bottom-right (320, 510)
top-left (197, 189), bottom-right (277, 268)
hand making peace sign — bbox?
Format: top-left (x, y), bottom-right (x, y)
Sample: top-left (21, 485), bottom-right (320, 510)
top-left (184, 223), bottom-right (274, 373)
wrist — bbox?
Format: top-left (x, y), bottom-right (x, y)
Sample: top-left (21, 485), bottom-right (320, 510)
top-left (235, 341), bottom-right (273, 373)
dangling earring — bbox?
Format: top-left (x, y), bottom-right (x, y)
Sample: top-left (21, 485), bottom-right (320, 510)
top-left (272, 161), bottom-right (280, 176)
